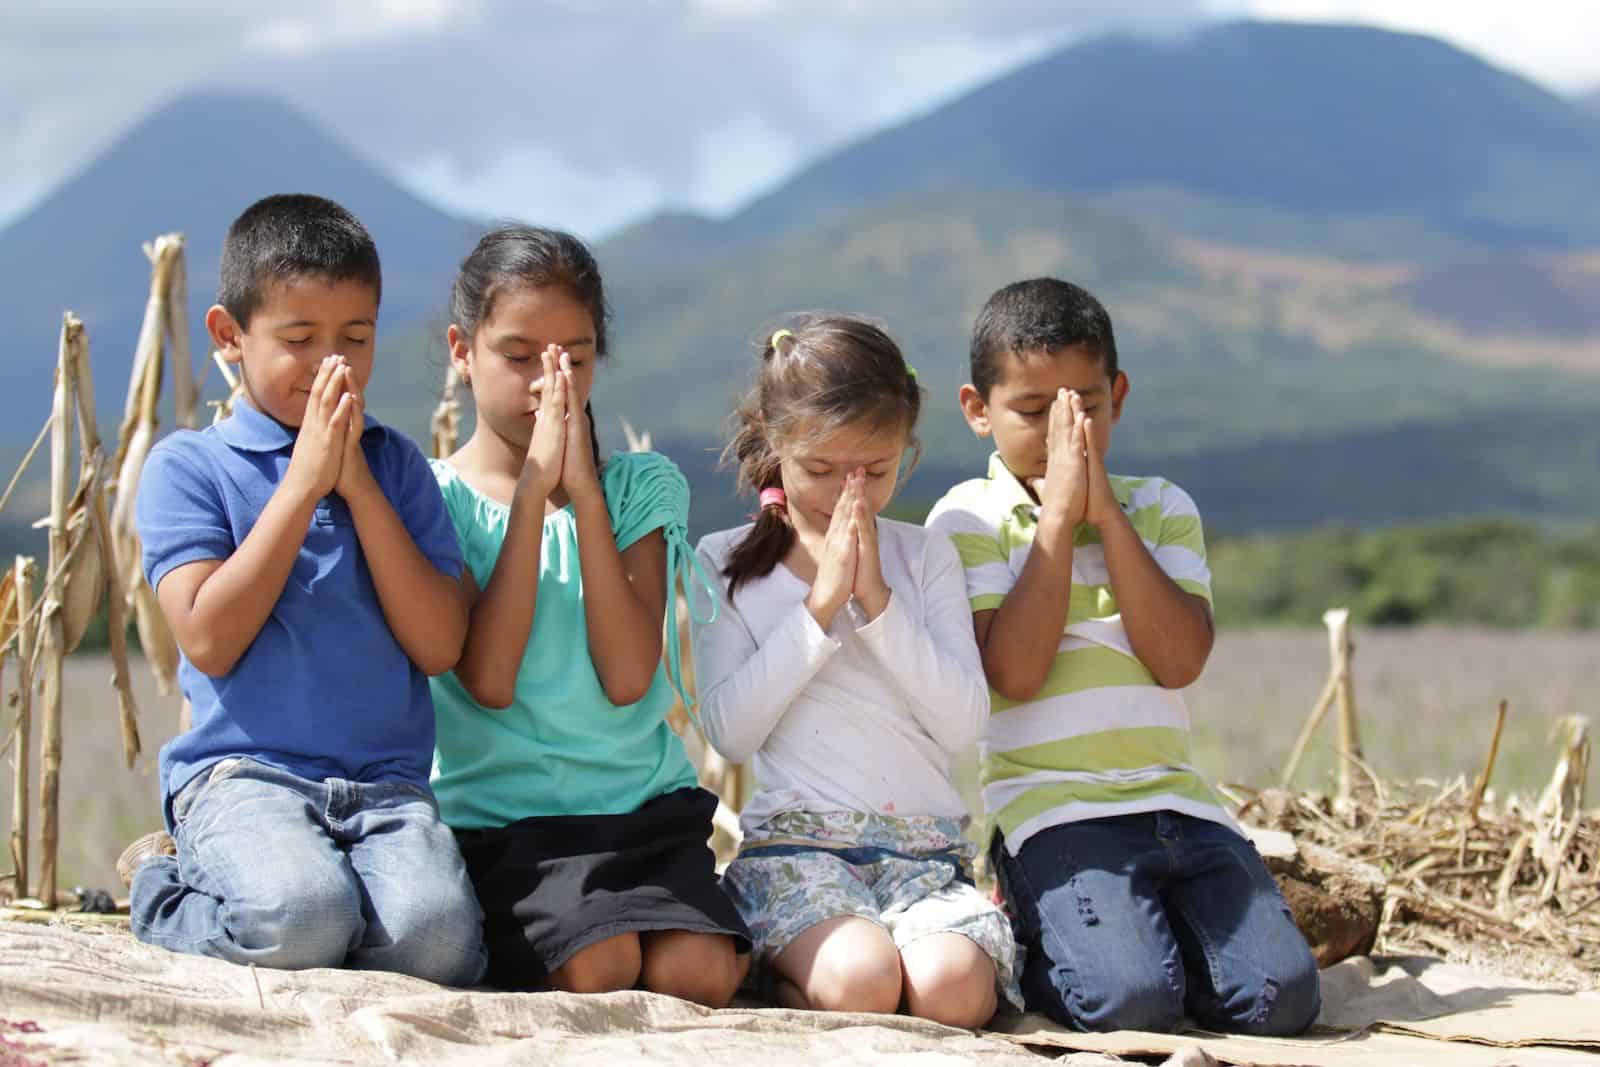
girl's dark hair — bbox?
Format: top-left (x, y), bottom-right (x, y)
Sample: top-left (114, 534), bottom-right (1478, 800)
top-left (722, 313), bottom-right (922, 597)
top-left (450, 225), bottom-right (611, 468)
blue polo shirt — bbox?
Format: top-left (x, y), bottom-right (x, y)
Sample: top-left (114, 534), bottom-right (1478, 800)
top-left (136, 398), bottom-right (464, 823)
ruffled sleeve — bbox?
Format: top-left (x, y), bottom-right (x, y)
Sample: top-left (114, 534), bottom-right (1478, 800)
top-left (602, 452), bottom-right (719, 711)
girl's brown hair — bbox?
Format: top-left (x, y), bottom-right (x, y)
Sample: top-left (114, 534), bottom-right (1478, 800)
top-left (722, 313), bottom-right (922, 597)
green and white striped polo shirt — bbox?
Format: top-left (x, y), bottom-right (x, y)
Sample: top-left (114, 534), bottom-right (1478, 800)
top-left (925, 452), bottom-right (1236, 854)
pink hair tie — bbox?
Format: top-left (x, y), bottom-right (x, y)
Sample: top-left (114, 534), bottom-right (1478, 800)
top-left (758, 487), bottom-right (788, 512)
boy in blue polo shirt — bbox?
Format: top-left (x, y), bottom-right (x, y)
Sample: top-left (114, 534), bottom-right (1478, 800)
top-left (126, 194), bottom-right (486, 985)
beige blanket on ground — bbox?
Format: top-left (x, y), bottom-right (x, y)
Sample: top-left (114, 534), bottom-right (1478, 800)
top-left (0, 916), bottom-right (1593, 1066)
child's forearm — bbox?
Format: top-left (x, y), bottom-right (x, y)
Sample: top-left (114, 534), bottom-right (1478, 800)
top-left (451, 484), bottom-right (546, 708)
top-left (345, 481), bottom-right (468, 676)
top-left (573, 497), bottom-right (664, 707)
top-left (857, 545), bottom-right (989, 752)
top-left (1098, 509), bottom-right (1214, 688)
top-left (695, 601), bottom-right (837, 762)
top-left (168, 480), bottom-right (319, 677)
top-left (979, 511), bottom-right (1076, 701)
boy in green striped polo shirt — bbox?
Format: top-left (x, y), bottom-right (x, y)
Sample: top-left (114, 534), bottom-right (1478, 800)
top-left (926, 279), bottom-right (1319, 1035)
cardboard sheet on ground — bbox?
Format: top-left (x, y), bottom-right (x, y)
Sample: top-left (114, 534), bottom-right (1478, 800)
top-left (0, 916), bottom-right (1594, 1066)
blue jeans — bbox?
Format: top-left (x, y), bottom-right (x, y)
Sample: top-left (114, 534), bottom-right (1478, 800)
top-left (993, 812), bottom-right (1320, 1035)
top-left (131, 757), bottom-right (487, 986)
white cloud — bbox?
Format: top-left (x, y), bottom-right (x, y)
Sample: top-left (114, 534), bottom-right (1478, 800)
top-left (1229, 0), bottom-right (1600, 90)
top-left (2, 0), bottom-right (1593, 239)
top-left (247, 0), bottom-right (479, 56)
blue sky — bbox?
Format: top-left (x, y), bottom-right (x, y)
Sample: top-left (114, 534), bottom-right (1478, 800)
top-left (4, 0), bottom-right (1596, 238)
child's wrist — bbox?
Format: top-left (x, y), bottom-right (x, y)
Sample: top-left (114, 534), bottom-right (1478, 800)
top-left (1086, 502), bottom-right (1129, 534)
top-left (515, 467), bottom-right (557, 501)
top-left (568, 489), bottom-right (608, 519)
top-left (804, 590), bottom-right (843, 630)
top-left (279, 467), bottom-right (327, 510)
top-left (1035, 504), bottom-right (1079, 543)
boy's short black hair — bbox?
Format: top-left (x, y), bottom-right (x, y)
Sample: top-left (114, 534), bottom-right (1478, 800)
top-left (970, 278), bottom-right (1118, 397)
top-left (218, 194), bottom-right (382, 328)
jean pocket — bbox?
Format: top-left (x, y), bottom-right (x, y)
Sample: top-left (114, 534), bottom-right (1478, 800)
top-left (172, 757), bottom-right (249, 826)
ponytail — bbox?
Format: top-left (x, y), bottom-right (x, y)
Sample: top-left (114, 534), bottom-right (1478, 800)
top-left (722, 491), bottom-right (794, 598)
top-left (719, 395), bottom-right (791, 596)
top-left (586, 400), bottom-right (603, 472)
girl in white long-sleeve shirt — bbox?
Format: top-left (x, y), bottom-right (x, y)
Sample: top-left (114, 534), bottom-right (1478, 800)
top-left (692, 315), bottom-right (1019, 1029)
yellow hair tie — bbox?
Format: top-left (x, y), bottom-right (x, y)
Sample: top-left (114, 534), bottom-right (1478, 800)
top-left (769, 328), bottom-right (795, 351)
top-left (905, 364), bottom-right (919, 380)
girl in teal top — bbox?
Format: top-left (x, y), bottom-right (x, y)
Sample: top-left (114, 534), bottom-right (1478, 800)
top-left (430, 226), bottom-right (749, 1003)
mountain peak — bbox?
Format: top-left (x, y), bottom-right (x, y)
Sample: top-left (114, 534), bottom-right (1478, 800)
top-left (0, 89), bottom-right (478, 428)
top-left (728, 19), bottom-right (1600, 249)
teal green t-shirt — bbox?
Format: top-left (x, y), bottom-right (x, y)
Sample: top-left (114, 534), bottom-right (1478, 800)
top-left (428, 451), bottom-right (703, 829)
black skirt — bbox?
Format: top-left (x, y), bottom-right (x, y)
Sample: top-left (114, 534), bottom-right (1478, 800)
top-left (454, 786), bottom-right (751, 991)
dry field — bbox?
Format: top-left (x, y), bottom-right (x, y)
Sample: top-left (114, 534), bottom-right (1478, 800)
top-left (2, 626), bottom-right (1594, 898)
top-left (1187, 626), bottom-right (1598, 799)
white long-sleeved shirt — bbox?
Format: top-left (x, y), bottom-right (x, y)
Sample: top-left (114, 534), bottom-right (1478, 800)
top-left (692, 518), bottom-right (990, 831)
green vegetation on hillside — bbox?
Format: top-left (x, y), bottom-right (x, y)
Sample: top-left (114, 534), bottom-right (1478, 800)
top-left (1209, 519), bottom-right (1600, 628)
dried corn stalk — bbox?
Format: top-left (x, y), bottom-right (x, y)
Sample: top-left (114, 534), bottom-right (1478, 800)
top-left (108, 237), bottom-right (190, 697)
top-left (7, 558), bottom-right (34, 901)
top-left (619, 416), bottom-right (651, 454)
top-left (431, 364), bottom-right (462, 459)
top-left (63, 319), bottom-right (140, 764)
top-left (158, 237), bottom-right (199, 430)
top-left (0, 566), bottom-right (15, 666)
top-left (132, 577), bottom-right (178, 696)
top-left (56, 468), bottom-right (108, 657)
top-left (1241, 708), bottom-right (1600, 988)
top-left (37, 315), bottom-right (78, 909)
top-left (209, 351), bottom-right (243, 425)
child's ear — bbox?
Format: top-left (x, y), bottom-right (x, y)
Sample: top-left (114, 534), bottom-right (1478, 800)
top-left (446, 324), bottom-right (472, 381)
top-left (958, 384), bottom-right (992, 438)
top-left (206, 305), bottom-right (243, 363)
top-left (1109, 371), bottom-right (1130, 424)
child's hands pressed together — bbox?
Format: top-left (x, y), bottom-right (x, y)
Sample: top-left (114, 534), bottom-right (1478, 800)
top-left (804, 471), bottom-right (861, 629)
top-left (557, 350), bottom-right (603, 505)
top-left (333, 367), bottom-right (375, 501)
top-left (848, 469), bottom-right (891, 620)
top-left (286, 354), bottom-right (356, 502)
top-left (1031, 388), bottom-right (1088, 530)
top-left (519, 346), bottom-right (567, 500)
top-left (1081, 412), bottom-right (1121, 530)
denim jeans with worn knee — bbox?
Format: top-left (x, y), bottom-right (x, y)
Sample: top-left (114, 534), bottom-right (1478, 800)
top-left (131, 757), bottom-right (486, 986)
top-left (993, 812), bottom-right (1320, 1035)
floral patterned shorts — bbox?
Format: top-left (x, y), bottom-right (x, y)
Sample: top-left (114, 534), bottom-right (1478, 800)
top-left (722, 810), bottom-right (1022, 1009)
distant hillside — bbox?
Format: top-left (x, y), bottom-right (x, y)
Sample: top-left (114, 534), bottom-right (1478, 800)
top-left (0, 91), bottom-right (479, 436)
top-left (577, 187), bottom-right (1600, 449)
top-left (728, 21), bottom-right (1600, 249)
top-left (400, 184), bottom-right (1600, 536)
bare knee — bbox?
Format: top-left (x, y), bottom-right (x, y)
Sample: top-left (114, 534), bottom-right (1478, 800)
top-left (808, 950), bottom-right (902, 1015)
top-left (777, 918), bottom-right (902, 1015)
top-left (552, 933), bottom-right (642, 994)
top-left (641, 932), bottom-right (747, 1008)
top-left (900, 933), bottom-right (998, 1029)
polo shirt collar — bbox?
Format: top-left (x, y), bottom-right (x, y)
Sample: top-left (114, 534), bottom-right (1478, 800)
top-left (216, 396), bottom-right (379, 453)
top-left (986, 451), bottom-right (1038, 519)
top-left (984, 450), bottom-right (1135, 519)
